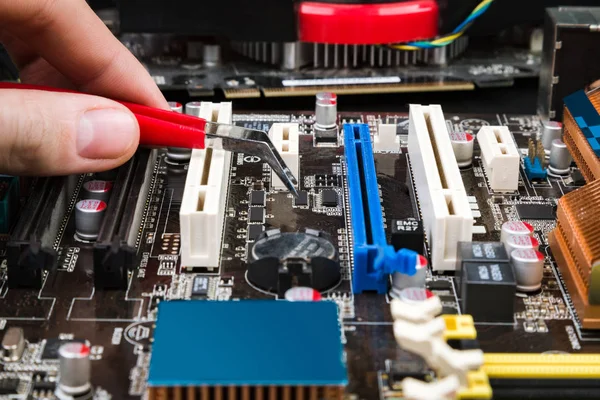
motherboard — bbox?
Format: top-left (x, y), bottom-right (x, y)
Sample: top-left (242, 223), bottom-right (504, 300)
top-left (0, 94), bottom-right (599, 400)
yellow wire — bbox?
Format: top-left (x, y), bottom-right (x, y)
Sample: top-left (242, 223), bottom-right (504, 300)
top-left (389, 0), bottom-right (493, 51)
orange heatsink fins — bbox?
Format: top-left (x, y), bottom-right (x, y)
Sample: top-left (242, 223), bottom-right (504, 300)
top-left (549, 178), bottom-right (600, 329)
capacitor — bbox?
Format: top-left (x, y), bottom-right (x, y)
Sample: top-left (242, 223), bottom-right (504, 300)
top-left (314, 92), bottom-right (337, 129)
top-left (185, 101), bottom-right (202, 118)
top-left (548, 139), bottom-right (572, 175)
top-left (1, 327), bottom-right (25, 362)
top-left (504, 234), bottom-right (539, 255)
top-left (397, 287), bottom-right (435, 304)
top-left (541, 120), bottom-right (563, 153)
top-left (510, 248), bottom-right (545, 292)
top-left (166, 101), bottom-right (191, 162)
top-left (56, 342), bottom-right (92, 399)
top-left (500, 221), bottom-right (534, 244)
top-left (82, 180), bottom-right (112, 203)
top-left (449, 132), bottom-right (475, 167)
top-left (284, 287), bottom-right (322, 302)
top-left (75, 199), bottom-right (107, 241)
top-left (390, 254), bottom-right (428, 298)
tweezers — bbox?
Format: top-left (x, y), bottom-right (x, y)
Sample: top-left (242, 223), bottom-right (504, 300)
top-left (0, 82), bottom-right (299, 196)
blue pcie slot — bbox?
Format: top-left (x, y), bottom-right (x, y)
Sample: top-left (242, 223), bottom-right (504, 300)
top-left (344, 124), bottom-right (417, 293)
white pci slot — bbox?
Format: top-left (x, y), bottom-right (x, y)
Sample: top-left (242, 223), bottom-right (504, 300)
top-left (268, 123), bottom-right (299, 190)
top-left (407, 104), bottom-right (473, 271)
top-left (476, 126), bottom-right (520, 192)
top-left (180, 102), bottom-right (232, 267)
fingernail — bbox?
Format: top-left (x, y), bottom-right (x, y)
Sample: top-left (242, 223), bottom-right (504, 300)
top-left (77, 109), bottom-right (138, 159)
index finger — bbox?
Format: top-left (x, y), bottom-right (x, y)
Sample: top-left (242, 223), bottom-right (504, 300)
top-left (0, 0), bottom-right (167, 109)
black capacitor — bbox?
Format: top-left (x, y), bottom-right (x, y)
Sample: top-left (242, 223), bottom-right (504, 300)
top-left (460, 262), bottom-right (516, 323)
top-left (391, 219), bottom-right (424, 254)
top-left (455, 242), bottom-right (510, 298)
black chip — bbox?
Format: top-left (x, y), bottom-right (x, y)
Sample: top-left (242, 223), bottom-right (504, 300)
top-left (249, 207), bottom-right (264, 223)
top-left (295, 191), bottom-right (309, 207)
top-left (250, 190), bottom-right (265, 206)
top-left (248, 224), bottom-right (264, 241)
top-left (571, 169), bottom-right (585, 185)
top-left (427, 280), bottom-right (452, 291)
top-left (321, 190), bottom-right (338, 207)
top-left (515, 204), bottom-right (555, 220)
top-left (0, 378), bottom-right (19, 394)
top-left (191, 276), bottom-right (210, 297)
top-left (42, 339), bottom-right (87, 360)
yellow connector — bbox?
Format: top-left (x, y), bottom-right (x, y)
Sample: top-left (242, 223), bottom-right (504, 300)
top-left (483, 365), bottom-right (600, 379)
top-left (484, 353), bottom-right (600, 365)
top-left (457, 370), bottom-right (492, 399)
top-left (442, 315), bottom-right (477, 340)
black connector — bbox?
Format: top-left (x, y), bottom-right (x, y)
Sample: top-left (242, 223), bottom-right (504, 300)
top-left (6, 177), bottom-right (77, 288)
top-left (93, 149), bottom-right (157, 290)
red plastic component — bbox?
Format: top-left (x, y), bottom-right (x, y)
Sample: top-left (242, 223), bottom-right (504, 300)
top-left (0, 82), bottom-right (206, 150)
top-left (298, 1), bottom-right (438, 45)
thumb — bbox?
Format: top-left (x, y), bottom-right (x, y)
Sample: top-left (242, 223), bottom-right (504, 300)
top-left (0, 89), bottom-right (140, 175)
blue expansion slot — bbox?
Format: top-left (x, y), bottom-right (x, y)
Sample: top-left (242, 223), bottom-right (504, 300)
top-left (344, 123), bottom-right (418, 293)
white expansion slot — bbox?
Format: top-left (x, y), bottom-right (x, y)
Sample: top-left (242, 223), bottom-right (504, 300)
top-left (180, 102), bottom-right (232, 268)
top-left (407, 104), bottom-right (473, 271)
top-left (476, 126), bottom-right (520, 192)
top-left (268, 123), bottom-right (299, 190)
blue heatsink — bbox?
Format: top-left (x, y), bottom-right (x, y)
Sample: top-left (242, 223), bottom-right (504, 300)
top-left (564, 90), bottom-right (600, 156)
top-left (343, 123), bottom-right (418, 293)
top-left (148, 301), bottom-right (347, 387)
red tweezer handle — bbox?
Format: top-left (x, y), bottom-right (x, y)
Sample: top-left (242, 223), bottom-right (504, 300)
top-left (0, 82), bottom-right (206, 149)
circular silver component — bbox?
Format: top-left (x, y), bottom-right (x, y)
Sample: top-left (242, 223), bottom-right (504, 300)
top-left (548, 139), bottom-right (572, 175)
top-left (251, 231), bottom-right (336, 261)
top-left (75, 199), bottom-right (107, 241)
top-left (449, 132), bottom-right (474, 167)
top-left (284, 287), bottom-right (322, 302)
top-left (57, 342), bottom-right (92, 397)
top-left (500, 221), bottom-right (534, 244)
top-left (168, 101), bottom-right (183, 114)
top-left (505, 234), bottom-right (539, 255)
top-left (82, 180), bottom-right (112, 203)
top-left (510, 249), bottom-right (544, 292)
top-left (185, 101), bottom-right (203, 118)
top-left (541, 120), bottom-right (563, 152)
top-left (315, 92), bottom-right (338, 129)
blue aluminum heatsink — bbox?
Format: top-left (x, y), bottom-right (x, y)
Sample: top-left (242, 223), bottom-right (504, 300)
top-left (343, 123), bottom-right (418, 294)
top-left (564, 90), bottom-right (600, 156)
top-left (147, 300), bottom-right (347, 387)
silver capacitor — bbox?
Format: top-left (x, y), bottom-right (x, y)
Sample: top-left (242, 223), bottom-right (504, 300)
top-left (510, 248), bottom-right (544, 292)
top-left (548, 139), bottom-right (572, 175)
top-left (449, 132), bottom-right (475, 167)
top-left (1, 327), bottom-right (25, 362)
top-left (75, 199), bottom-right (107, 240)
top-left (166, 101), bottom-right (191, 162)
top-left (504, 234), bottom-right (539, 255)
top-left (390, 254), bottom-right (428, 298)
top-left (82, 180), bottom-right (112, 203)
top-left (185, 101), bottom-right (203, 118)
top-left (56, 342), bottom-right (92, 399)
top-left (500, 221), bottom-right (534, 244)
top-left (541, 120), bottom-right (563, 152)
top-left (315, 92), bottom-right (338, 129)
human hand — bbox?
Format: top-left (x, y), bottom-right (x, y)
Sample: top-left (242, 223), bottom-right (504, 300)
top-left (0, 0), bottom-right (168, 175)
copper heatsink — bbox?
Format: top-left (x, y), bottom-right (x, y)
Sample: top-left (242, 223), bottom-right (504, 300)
top-left (562, 88), bottom-right (600, 183)
top-left (549, 178), bottom-right (600, 329)
top-left (147, 385), bottom-right (344, 400)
